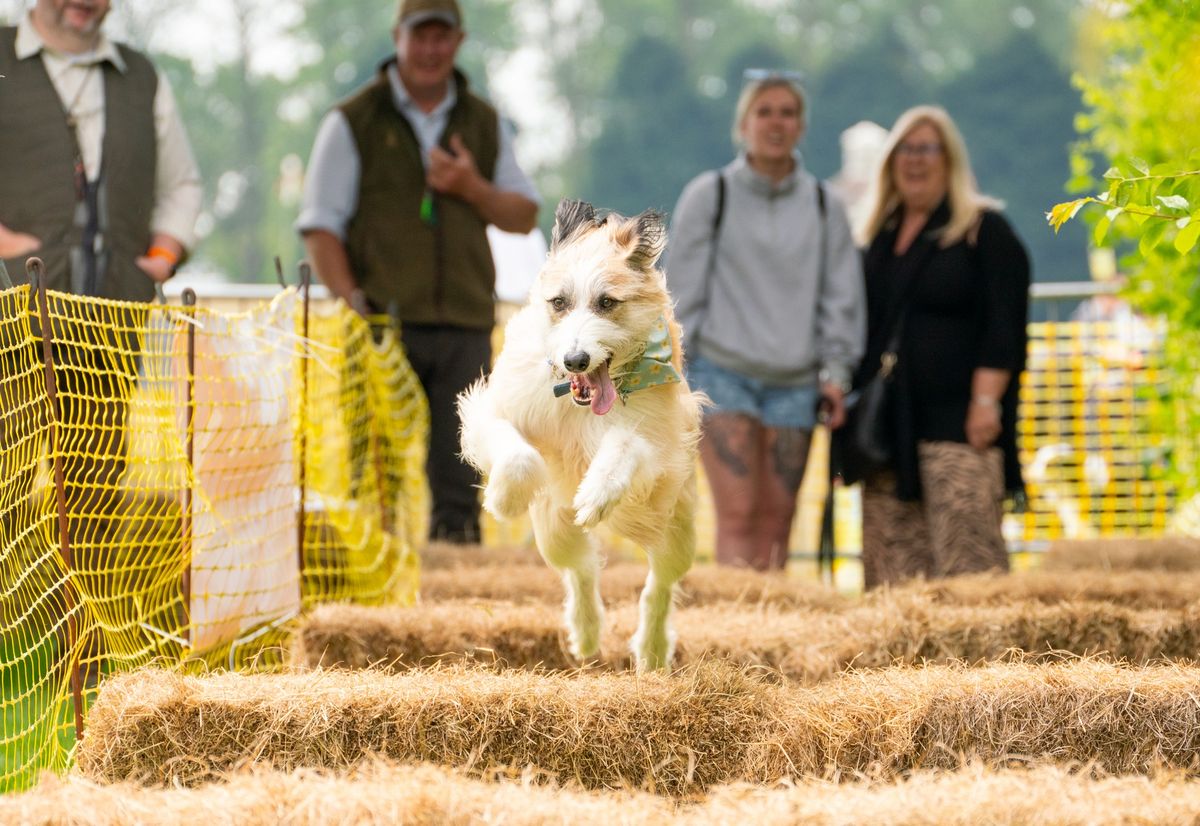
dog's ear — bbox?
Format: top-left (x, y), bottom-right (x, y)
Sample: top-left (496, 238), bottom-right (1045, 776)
top-left (614, 209), bottom-right (667, 272)
top-left (551, 199), bottom-right (600, 252)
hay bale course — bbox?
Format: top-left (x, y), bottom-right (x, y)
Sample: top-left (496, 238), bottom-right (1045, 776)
top-left (78, 661), bottom-right (1200, 790)
top-left (1043, 537), bottom-right (1200, 571)
top-left (293, 598), bottom-right (1200, 680)
top-left (766, 660), bottom-right (1200, 780)
top-left (888, 568), bottom-right (1200, 611)
top-left (11, 763), bottom-right (1200, 826)
top-left (418, 562), bottom-right (848, 610)
top-left (418, 560), bottom-right (1200, 613)
top-left (77, 662), bottom-right (769, 793)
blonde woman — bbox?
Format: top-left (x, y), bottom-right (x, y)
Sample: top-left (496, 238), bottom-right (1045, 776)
top-left (666, 72), bottom-right (865, 571)
top-left (849, 105), bottom-right (1030, 589)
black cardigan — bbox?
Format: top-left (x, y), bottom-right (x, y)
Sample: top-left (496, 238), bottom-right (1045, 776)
top-left (855, 200), bottom-right (1031, 501)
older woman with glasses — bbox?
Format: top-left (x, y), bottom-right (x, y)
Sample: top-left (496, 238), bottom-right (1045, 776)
top-left (846, 105), bottom-right (1031, 589)
top-left (665, 71), bottom-right (865, 571)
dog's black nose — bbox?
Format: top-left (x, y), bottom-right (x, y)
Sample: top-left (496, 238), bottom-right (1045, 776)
top-left (563, 350), bottom-right (590, 373)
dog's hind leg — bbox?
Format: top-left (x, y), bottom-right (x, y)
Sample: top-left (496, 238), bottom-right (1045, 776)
top-left (631, 500), bottom-right (696, 671)
top-left (531, 496), bottom-right (604, 661)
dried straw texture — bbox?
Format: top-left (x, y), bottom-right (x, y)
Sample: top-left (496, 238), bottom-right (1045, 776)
top-left (761, 660), bottom-right (1200, 780)
top-left (887, 568), bottom-right (1200, 610)
top-left (293, 599), bottom-right (1200, 681)
top-left (704, 765), bottom-right (1200, 825)
top-left (1042, 537), bottom-right (1200, 572)
top-left (419, 562), bottom-right (848, 610)
top-left (11, 763), bottom-right (1200, 826)
top-left (78, 661), bottom-right (1200, 791)
top-left (1, 762), bottom-right (674, 825)
top-left (76, 662), bottom-right (771, 793)
top-left (420, 542), bottom-right (544, 570)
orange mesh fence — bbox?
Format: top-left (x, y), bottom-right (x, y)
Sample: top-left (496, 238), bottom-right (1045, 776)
top-left (1, 279), bottom-right (424, 792)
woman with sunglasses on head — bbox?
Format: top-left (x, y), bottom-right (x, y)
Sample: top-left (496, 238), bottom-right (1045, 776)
top-left (848, 105), bottom-right (1030, 589)
top-left (666, 71), bottom-right (865, 571)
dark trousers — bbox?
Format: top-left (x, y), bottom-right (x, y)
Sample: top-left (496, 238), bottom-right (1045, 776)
top-left (400, 323), bottom-right (491, 544)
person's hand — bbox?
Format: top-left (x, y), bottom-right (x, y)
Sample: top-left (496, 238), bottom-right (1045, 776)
top-left (136, 254), bottom-right (175, 283)
top-left (0, 224), bottom-right (42, 259)
top-left (965, 397), bottom-right (1002, 450)
top-left (818, 383), bottom-right (847, 429)
top-left (427, 134), bottom-right (482, 200)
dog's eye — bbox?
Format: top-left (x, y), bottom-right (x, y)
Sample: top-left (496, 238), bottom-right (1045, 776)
top-left (550, 296), bottom-right (567, 312)
top-left (597, 296), bottom-right (618, 311)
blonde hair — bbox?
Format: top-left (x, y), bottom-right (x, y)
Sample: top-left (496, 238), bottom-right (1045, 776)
top-left (731, 77), bottom-right (807, 148)
top-left (858, 105), bottom-right (1002, 246)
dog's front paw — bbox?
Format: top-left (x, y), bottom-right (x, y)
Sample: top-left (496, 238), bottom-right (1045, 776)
top-left (573, 478), bottom-right (623, 528)
top-left (483, 446), bottom-right (547, 519)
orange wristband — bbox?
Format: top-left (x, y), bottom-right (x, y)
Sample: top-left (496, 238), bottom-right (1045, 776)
top-left (147, 245), bottom-right (180, 266)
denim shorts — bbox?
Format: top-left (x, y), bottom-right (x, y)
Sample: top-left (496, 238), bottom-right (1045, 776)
top-left (686, 353), bottom-right (818, 430)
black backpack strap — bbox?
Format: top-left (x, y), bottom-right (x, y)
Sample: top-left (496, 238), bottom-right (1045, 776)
top-left (712, 169), bottom-right (726, 237)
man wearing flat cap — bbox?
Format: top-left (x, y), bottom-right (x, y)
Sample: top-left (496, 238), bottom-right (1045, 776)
top-left (298, 0), bottom-right (540, 545)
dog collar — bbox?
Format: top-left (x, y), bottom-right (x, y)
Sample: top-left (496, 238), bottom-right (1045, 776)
top-left (552, 315), bottom-right (682, 400)
top-left (614, 314), bottom-right (683, 399)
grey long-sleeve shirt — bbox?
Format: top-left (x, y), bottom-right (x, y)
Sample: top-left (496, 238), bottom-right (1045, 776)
top-left (665, 154), bottom-right (865, 388)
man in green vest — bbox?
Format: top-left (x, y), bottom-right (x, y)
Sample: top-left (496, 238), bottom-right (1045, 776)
top-left (0, 0), bottom-right (202, 299)
top-left (0, 0), bottom-right (202, 674)
top-left (298, 0), bottom-right (540, 545)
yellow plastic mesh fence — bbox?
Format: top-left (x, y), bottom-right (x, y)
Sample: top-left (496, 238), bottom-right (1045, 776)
top-left (1015, 318), bottom-right (1175, 541)
top-left (0, 282), bottom-right (424, 792)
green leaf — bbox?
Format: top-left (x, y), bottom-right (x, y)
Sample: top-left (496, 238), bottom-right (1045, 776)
top-left (1102, 166), bottom-right (1124, 181)
top-left (1094, 216), bottom-right (1112, 246)
top-left (1047, 198), bottom-right (1094, 232)
top-left (1138, 219), bottom-right (1169, 256)
top-left (1175, 219), bottom-right (1200, 254)
top-left (1158, 194), bottom-right (1190, 211)
top-left (1130, 156), bottom-right (1151, 175)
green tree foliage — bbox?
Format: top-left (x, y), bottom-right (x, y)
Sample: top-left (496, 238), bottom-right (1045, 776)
top-left (1049, 0), bottom-right (1200, 495)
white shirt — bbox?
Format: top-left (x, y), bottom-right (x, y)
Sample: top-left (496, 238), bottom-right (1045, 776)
top-left (16, 14), bottom-right (202, 249)
top-left (296, 62), bottom-right (539, 241)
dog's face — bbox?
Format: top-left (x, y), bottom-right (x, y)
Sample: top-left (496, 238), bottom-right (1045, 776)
top-left (536, 200), bottom-right (669, 416)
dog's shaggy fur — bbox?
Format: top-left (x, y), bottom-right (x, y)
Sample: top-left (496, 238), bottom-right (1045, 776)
top-left (458, 200), bottom-right (703, 670)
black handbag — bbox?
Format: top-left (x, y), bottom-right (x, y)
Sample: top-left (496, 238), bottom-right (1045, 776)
top-left (844, 345), bottom-right (898, 470)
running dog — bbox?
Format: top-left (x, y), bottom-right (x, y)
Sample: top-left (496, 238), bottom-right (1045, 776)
top-left (457, 199), bottom-right (703, 670)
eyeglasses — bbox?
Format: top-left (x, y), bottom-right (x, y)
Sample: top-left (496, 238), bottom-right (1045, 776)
top-left (895, 142), bottom-right (944, 158)
top-left (742, 68), bottom-right (805, 84)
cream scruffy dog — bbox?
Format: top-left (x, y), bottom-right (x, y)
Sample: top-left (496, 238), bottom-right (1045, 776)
top-left (458, 199), bottom-right (703, 671)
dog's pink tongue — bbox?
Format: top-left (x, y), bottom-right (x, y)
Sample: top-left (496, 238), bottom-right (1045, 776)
top-left (591, 362), bottom-right (616, 415)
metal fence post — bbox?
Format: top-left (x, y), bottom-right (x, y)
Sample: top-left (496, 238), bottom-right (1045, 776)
top-left (27, 258), bottom-right (85, 741)
top-left (297, 262), bottom-right (311, 605)
top-left (181, 288), bottom-right (196, 647)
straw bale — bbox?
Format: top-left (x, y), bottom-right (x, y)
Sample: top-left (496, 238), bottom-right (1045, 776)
top-left (833, 596), bottom-right (1200, 670)
top-left (420, 541), bottom-right (543, 570)
top-left (13, 762), bottom-right (1200, 826)
top-left (1043, 537), bottom-right (1200, 572)
top-left (295, 601), bottom-right (576, 670)
top-left (2, 762), bottom-right (675, 825)
top-left (77, 661), bottom-right (772, 793)
top-left (704, 764), bottom-right (1200, 825)
top-left (757, 660), bottom-right (1200, 780)
top-left (419, 562), bottom-right (847, 610)
top-left (293, 599), bottom-right (1200, 682)
top-left (75, 660), bottom-right (1200, 791)
top-left (888, 568), bottom-right (1200, 611)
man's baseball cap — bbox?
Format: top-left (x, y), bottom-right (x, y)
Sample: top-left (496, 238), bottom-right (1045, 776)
top-left (397, 0), bottom-right (461, 28)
